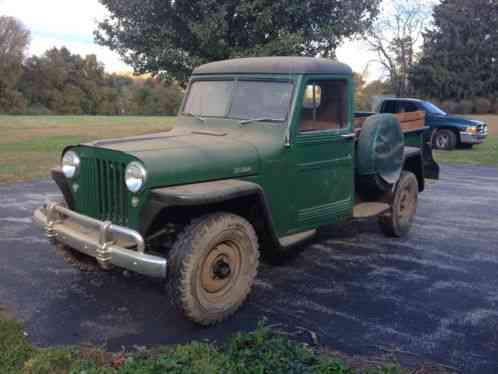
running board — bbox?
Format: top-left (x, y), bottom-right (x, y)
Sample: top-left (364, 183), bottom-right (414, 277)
top-left (353, 202), bottom-right (390, 219)
top-left (279, 229), bottom-right (317, 248)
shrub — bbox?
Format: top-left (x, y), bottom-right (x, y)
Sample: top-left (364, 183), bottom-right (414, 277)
top-left (439, 100), bottom-right (459, 114)
top-left (0, 310), bottom-right (33, 374)
top-left (474, 97), bottom-right (492, 114)
top-left (25, 103), bottom-right (51, 115)
top-left (493, 98), bottom-right (498, 114)
top-left (457, 99), bottom-right (474, 114)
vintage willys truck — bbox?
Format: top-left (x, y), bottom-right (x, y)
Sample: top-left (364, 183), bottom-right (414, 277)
top-left (34, 57), bottom-right (439, 325)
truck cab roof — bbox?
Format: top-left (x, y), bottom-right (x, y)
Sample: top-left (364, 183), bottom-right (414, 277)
top-left (381, 98), bottom-right (424, 103)
top-left (192, 57), bottom-right (352, 76)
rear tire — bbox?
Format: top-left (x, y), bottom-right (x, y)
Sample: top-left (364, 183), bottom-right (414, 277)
top-left (167, 213), bottom-right (259, 325)
top-left (433, 129), bottom-right (457, 150)
top-left (378, 171), bottom-right (418, 238)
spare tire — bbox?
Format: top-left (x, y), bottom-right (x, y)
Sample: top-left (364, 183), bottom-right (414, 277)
top-left (356, 114), bottom-right (404, 193)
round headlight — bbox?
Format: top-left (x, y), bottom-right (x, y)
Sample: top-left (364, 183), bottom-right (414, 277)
top-left (62, 150), bottom-right (80, 178)
top-left (125, 162), bottom-right (147, 193)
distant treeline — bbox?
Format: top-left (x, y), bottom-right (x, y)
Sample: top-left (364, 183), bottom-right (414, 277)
top-left (1, 46), bottom-right (183, 116)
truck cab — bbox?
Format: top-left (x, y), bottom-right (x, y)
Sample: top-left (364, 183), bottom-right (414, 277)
top-left (378, 98), bottom-right (488, 150)
top-left (34, 57), bottom-right (438, 325)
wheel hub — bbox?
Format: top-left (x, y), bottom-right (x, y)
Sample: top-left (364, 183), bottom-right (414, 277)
top-left (213, 258), bottom-right (231, 279)
top-left (437, 134), bottom-right (449, 148)
top-left (200, 242), bottom-right (241, 294)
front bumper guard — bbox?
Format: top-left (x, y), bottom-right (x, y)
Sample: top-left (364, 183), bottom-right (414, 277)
top-left (33, 202), bottom-right (167, 278)
top-left (460, 129), bottom-right (488, 144)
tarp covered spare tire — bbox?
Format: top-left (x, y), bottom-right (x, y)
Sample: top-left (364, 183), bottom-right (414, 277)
top-left (356, 114), bottom-right (404, 192)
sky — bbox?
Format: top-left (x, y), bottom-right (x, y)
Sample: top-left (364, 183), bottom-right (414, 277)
top-left (0, 0), bottom-right (398, 80)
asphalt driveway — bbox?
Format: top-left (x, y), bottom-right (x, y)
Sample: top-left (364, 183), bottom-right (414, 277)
top-left (1, 164), bottom-right (497, 373)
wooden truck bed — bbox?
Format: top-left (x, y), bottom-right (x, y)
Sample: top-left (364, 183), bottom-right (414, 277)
top-left (353, 111), bottom-right (426, 132)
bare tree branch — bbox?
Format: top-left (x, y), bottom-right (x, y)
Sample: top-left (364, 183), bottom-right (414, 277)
top-left (365, 0), bottom-right (435, 96)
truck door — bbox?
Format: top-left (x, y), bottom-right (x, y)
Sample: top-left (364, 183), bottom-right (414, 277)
top-left (289, 77), bottom-right (355, 232)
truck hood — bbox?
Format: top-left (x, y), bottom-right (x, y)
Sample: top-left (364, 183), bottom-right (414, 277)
top-left (434, 114), bottom-right (485, 128)
top-left (87, 127), bottom-right (262, 187)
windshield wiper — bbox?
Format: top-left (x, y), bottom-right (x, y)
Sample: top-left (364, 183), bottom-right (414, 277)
top-left (184, 112), bottom-right (206, 123)
top-left (239, 117), bottom-right (285, 125)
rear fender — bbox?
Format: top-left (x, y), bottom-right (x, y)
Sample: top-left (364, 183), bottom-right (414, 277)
top-left (403, 149), bottom-right (425, 192)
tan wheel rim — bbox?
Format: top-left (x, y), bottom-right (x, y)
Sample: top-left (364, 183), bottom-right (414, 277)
top-left (398, 183), bottom-right (417, 222)
top-left (199, 240), bottom-right (242, 297)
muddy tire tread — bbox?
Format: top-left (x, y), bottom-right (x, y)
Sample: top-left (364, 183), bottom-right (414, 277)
top-left (167, 212), bottom-right (259, 325)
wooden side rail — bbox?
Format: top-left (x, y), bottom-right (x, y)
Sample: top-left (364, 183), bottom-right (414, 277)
top-left (354, 111), bottom-right (426, 132)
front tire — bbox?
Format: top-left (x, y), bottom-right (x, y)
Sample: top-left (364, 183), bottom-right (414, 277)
top-left (433, 129), bottom-right (457, 150)
top-left (378, 171), bottom-right (418, 238)
top-left (167, 213), bottom-right (259, 325)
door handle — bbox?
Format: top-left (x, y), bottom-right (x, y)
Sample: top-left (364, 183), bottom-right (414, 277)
top-left (341, 133), bottom-right (356, 139)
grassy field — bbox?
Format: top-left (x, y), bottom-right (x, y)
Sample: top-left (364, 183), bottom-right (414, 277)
top-left (433, 115), bottom-right (498, 167)
top-left (1, 114), bottom-right (497, 184)
top-left (1, 116), bottom-right (176, 183)
top-left (0, 311), bottom-right (404, 374)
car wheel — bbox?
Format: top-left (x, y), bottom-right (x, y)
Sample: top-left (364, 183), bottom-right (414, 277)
top-left (378, 171), bottom-right (418, 238)
top-left (433, 129), bottom-right (457, 150)
top-left (167, 213), bottom-right (259, 325)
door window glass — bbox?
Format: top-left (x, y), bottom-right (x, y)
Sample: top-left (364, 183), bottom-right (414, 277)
top-left (299, 80), bottom-right (347, 132)
top-left (398, 101), bottom-right (418, 112)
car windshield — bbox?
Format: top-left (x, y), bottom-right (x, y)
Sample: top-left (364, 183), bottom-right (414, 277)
top-left (422, 101), bottom-right (447, 116)
top-left (183, 80), bottom-right (293, 122)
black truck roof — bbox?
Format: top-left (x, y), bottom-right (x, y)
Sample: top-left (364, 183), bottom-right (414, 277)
top-left (382, 98), bottom-right (424, 103)
top-left (192, 57), bottom-right (352, 76)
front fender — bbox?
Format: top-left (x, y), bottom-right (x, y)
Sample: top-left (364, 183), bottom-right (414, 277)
top-left (139, 180), bottom-right (282, 251)
top-left (149, 179), bottom-right (263, 206)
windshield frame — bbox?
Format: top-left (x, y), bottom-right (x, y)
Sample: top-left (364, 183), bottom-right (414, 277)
top-left (181, 76), bottom-right (296, 124)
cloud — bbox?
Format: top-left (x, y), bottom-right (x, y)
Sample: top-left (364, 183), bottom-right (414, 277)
top-left (0, 0), bottom-right (400, 77)
top-left (30, 35), bottom-right (130, 72)
top-left (1, 0), bottom-right (130, 72)
top-left (1, 0), bottom-right (106, 37)
top-left (336, 39), bottom-right (385, 82)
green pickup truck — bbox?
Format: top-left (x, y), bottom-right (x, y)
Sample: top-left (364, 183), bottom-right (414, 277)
top-left (34, 57), bottom-right (439, 325)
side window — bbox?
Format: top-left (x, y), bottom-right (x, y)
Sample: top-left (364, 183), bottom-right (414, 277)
top-left (382, 100), bottom-right (397, 113)
top-left (299, 80), bottom-right (347, 133)
top-left (398, 101), bottom-right (418, 113)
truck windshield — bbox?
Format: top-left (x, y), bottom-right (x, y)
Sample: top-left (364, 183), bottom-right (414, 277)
top-left (183, 80), bottom-right (293, 122)
top-left (422, 101), bottom-right (447, 116)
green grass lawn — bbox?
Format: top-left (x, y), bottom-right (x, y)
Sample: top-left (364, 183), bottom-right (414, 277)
top-left (433, 136), bottom-right (498, 167)
top-left (432, 114), bottom-right (498, 167)
top-left (1, 116), bottom-right (176, 183)
top-left (1, 115), bottom-right (497, 184)
top-left (0, 310), bottom-right (403, 374)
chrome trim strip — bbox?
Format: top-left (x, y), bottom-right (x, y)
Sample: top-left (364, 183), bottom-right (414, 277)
top-left (341, 133), bottom-right (356, 139)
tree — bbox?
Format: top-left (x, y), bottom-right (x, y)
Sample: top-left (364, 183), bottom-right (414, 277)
top-left (353, 72), bottom-right (367, 110)
top-left (96, 0), bottom-right (380, 84)
top-left (20, 47), bottom-right (106, 114)
top-left (366, 0), bottom-right (433, 97)
top-left (0, 16), bottom-right (30, 113)
top-left (19, 46), bottom-right (184, 115)
top-left (410, 0), bottom-right (498, 100)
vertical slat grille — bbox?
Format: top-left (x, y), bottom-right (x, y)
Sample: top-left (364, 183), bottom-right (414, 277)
top-left (79, 157), bottom-right (128, 225)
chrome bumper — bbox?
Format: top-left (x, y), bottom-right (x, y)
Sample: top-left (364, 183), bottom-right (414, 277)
top-left (460, 126), bottom-right (488, 144)
top-left (33, 202), bottom-right (167, 278)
